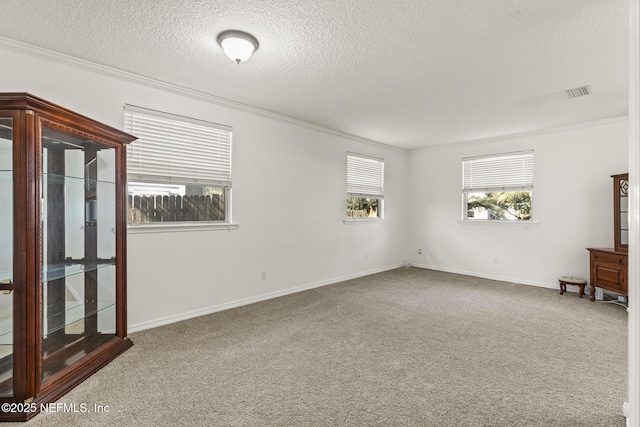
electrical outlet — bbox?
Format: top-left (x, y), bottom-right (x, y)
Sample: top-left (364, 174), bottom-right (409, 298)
top-left (417, 249), bottom-right (422, 255)
top-left (492, 258), bottom-right (498, 264)
top-left (261, 271), bottom-right (266, 279)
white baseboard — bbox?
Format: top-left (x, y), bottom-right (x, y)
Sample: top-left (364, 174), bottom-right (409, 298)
top-left (409, 262), bottom-right (559, 290)
top-left (128, 263), bottom-right (404, 333)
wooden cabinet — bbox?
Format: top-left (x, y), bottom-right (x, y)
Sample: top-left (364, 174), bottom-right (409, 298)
top-left (587, 173), bottom-right (629, 302)
top-left (587, 248), bottom-right (627, 300)
top-left (0, 93), bottom-right (135, 421)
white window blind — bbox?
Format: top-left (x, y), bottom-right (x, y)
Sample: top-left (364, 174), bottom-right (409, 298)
top-left (463, 151), bottom-right (534, 193)
top-left (347, 152), bottom-right (384, 198)
top-left (124, 105), bottom-right (232, 187)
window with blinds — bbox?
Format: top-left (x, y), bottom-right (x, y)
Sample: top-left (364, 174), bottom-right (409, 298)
top-left (462, 151), bottom-right (533, 221)
top-left (124, 105), bottom-right (232, 224)
top-left (347, 152), bottom-right (384, 219)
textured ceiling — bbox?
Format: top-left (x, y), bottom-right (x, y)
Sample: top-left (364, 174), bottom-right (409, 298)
top-left (0, 0), bottom-right (629, 150)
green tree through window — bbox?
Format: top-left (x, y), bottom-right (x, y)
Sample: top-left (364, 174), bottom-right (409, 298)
top-left (347, 197), bottom-right (378, 218)
top-left (467, 191), bottom-right (531, 220)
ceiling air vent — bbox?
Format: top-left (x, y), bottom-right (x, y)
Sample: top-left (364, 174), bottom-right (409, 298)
top-left (566, 85), bottom-right (590, 98)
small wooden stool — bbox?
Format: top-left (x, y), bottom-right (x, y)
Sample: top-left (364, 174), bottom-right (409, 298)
top-left (559, 276), bottom-right (587, 298)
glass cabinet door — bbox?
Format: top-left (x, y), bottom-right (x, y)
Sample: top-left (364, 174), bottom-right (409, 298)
top-left (614, 174), bottom-right (629, 253)
top-left (40, 125), bottom-right (117, 382)
top-left (619, 178), bottom-right (628, 245)
top-left (0, 117), bottom-right (13, 396)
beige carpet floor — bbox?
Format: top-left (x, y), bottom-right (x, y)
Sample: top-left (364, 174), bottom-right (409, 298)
top-left (23, 267), bottom-right (627, 426)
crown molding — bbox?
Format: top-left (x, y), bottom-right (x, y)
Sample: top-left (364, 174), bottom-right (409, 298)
top-left (412, 115), bottom-right (628, 153)
top-left (0, 36), bottom-right (408, 154)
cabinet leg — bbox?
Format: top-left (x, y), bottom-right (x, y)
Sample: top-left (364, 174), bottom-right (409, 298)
top-left (590, 285), bottom-right (596, 301)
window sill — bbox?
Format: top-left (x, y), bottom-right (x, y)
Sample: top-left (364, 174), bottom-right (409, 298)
top-left (457, 219), bottom-right (540, 227)
top-left (128, 222), bottom-right (240, 234)
top-left (343, 218), bottom-right (385, 224)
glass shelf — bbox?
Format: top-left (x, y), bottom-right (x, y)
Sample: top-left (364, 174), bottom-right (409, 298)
top-left (0, 320), bottom-right (12, 344)
top-left (0, 271), bottom-right (10, 284)
top-left (42, 260), bottom-right (115, 283)
top-left (42, 299), bottom-right (115, 337)
top-left (42, 171), bottom-right (116, 187)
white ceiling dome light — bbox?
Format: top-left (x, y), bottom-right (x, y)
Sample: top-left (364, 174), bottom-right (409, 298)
top-left (217, 30), bottom-right (259, 64)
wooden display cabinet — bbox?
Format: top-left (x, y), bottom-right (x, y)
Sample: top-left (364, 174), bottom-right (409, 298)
top-left (587, 173), bottom-right (629, 301)
top-left (612, 173), bottom-right (629, 253)
top-left (0, 93), bottom-right (135, 421)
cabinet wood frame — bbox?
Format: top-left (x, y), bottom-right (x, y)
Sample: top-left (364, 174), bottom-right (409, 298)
top-left (0, 93), bottom-right (135, 421)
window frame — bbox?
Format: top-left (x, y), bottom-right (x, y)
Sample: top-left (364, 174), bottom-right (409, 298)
top-left (462, 150), bottom-right (534, 222)
top-left (346, 152), bottom-right (385, 221)
top-left (124, 105), bottom-right (236, 231)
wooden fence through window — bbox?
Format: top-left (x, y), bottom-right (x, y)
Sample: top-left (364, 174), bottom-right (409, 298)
top-left (128, 194), bottom-right (224, 222)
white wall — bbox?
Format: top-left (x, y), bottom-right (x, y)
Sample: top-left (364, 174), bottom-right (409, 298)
top-left (0, 43), bottom-right (410, 331)
top-left (1, 40), bottom-right (628, 332)
top-left (408, 119), bottom-right (628, 288)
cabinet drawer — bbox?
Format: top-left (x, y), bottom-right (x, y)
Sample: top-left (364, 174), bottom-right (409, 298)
top-left (590, 251), bottom-right (627, 266)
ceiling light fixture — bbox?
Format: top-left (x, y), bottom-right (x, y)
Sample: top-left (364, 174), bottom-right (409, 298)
top-left (217, 30), bottom-right (259, 64)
